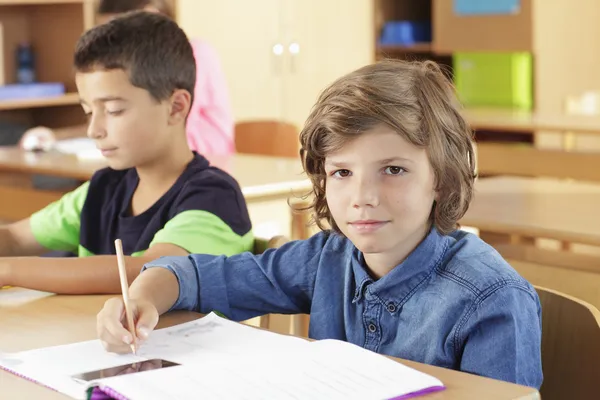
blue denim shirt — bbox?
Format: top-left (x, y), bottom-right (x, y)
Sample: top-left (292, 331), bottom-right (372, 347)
top-left (144, 228), bottom-right (543, 389)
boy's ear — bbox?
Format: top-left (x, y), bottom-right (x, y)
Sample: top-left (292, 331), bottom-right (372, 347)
top-left (167, 89), bottom-right (191, 126)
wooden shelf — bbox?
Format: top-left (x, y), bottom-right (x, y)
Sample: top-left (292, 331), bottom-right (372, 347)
top-left (377, 43), bottom-right (433, 54)
top-left (0, 0), bottom-right (84, 5)
top-left (465, 107), bottom-right (600, 135)
top-left (0, 92), bottom-right (79, 110)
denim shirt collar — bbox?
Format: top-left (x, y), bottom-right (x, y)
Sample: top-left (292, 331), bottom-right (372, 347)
top-left (351, 226), bottom-right (450, 309)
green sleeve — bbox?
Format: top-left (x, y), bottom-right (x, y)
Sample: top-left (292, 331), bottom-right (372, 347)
top-left (149, 210), bottom-right (254, 256)
top-left (29, 181), bottom-right (89, 252)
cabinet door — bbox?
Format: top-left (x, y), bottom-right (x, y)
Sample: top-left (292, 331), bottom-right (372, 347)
top-left (176, 0), bottom-right (285, 122)
top-left (283, 0), bottom-right (374, 129)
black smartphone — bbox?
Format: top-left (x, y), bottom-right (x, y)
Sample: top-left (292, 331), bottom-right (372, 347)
top-left (71, 359), bottom-right (180, 382)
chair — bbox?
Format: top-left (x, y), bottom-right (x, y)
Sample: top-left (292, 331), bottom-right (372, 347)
top-left (234, 120), bottom-right (299, 158)
top-left (535, 285), bottom-right (600, 400)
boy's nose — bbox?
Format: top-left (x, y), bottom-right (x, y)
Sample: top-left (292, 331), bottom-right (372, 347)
top-left (86, 116), bottom-right (107, 139)
top-left (352, 179), bottom-right (380, 208)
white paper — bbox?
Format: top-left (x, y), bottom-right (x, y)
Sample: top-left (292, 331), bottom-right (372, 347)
top-left (54, 138), bottom-right (103, 160)
top-left (105, 339), bottom-right (444, 400)
top-left (0, 313), bottom-right (443, 400)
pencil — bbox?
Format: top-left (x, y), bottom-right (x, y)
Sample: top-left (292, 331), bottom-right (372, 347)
top-left (115, 239), bottom-right (137, 354)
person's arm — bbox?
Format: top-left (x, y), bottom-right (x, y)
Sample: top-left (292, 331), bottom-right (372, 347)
top-left (0, 219), bottom-right (48, 257)
top-left (458, 285), bottom-right (543, 389)
top-left (0, 191), bottom-right (254, 293)
top-left (0, 181), bottom-right (163, 293)
top-left (0, 181), bottom-right (90, 258)
top-left (144, 232), bottom-right (328, 319)
top-left (0, 243), bottom-right (188, 294)
top-left (96, 232), bottom-right (330, 353)
top-left (186, 40), bottom-right (234, 155)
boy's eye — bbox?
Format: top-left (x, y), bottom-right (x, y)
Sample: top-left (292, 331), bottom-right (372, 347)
top-left (384, 166), bottom-right (406, 175)
top-left (332, 169), bottom-right (351, 178)
top-left (107, 109), bottom-right (124, 116)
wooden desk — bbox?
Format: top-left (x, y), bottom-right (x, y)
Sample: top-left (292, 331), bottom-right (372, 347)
top-left (463, 176), bottom-right (600, 246)
top-left (0, 147), bottom-right (313, 237)
top-left (464, 108), bottom-right (600, 134)
top-left (0, 288), bottom-right (539, 399)
top-left (464, 109), bottom-right (600, 180)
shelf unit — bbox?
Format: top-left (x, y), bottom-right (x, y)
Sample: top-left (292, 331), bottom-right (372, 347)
top-left (374, 0), bottom-right (600, 177)
top-left (374, 0), bottom-right (452, 79)
top-left (0, 0), bottom-right (94, 131)
top-left (377, 42), bottom-right (433, 55)
top-left (0, 92), bottom-right (79, 111)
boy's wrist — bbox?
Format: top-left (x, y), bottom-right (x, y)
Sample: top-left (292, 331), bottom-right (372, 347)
top-left (129, 267), bottom-right (180, 315)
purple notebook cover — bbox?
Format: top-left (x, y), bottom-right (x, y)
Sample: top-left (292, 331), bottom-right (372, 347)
top-left (92, 384), bottom-right (446, 400)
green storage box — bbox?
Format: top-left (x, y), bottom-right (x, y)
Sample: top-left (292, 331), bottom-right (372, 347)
top-left (453, 52), bottom-right (533, 110)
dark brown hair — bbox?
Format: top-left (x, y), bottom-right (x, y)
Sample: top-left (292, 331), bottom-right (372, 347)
top-left (300, 59), bottom-right (476, 235)
top-left (74, 11), bottom-right (195, 106)
top-left (97, 0), bottom-right (175, 20)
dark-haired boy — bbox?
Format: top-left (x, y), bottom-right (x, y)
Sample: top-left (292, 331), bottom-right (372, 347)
top-left (0, 11), bottom-right (253, 293)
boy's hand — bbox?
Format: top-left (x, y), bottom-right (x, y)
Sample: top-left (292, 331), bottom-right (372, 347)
top-left (97, 297), bottom-right (159, 354)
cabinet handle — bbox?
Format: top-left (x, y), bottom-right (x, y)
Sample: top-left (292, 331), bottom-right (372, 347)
top-left (272, 43), bottom-right (284, 75)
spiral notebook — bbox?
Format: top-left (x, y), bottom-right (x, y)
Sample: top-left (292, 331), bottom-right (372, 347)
top-left (0, 312), bottom-right (445, 400)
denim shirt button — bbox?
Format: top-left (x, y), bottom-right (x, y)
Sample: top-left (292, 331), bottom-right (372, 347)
top-left (387, 303), bottom-right (396, 313)
top-left (368, 323), bottom-right (377, 333)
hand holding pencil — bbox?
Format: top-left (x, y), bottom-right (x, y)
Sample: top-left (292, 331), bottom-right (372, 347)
top-left (96, 240), bottom-right (162, 354)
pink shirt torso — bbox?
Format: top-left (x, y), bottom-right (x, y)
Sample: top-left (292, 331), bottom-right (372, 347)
top-left (186, 39), bottom-right (235, 156)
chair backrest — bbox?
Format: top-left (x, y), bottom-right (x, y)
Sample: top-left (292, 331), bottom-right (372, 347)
top-left (235, 120), bottom-right (299, 158)
top-left (536, 285), bottom-right (600, 400)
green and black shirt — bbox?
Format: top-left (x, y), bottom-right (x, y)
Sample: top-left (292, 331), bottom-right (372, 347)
top-left (30, 153), bottom-right (253, 257)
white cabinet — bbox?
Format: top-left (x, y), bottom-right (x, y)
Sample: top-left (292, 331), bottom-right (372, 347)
top-left (177, 0), bottom-right (374, 130)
